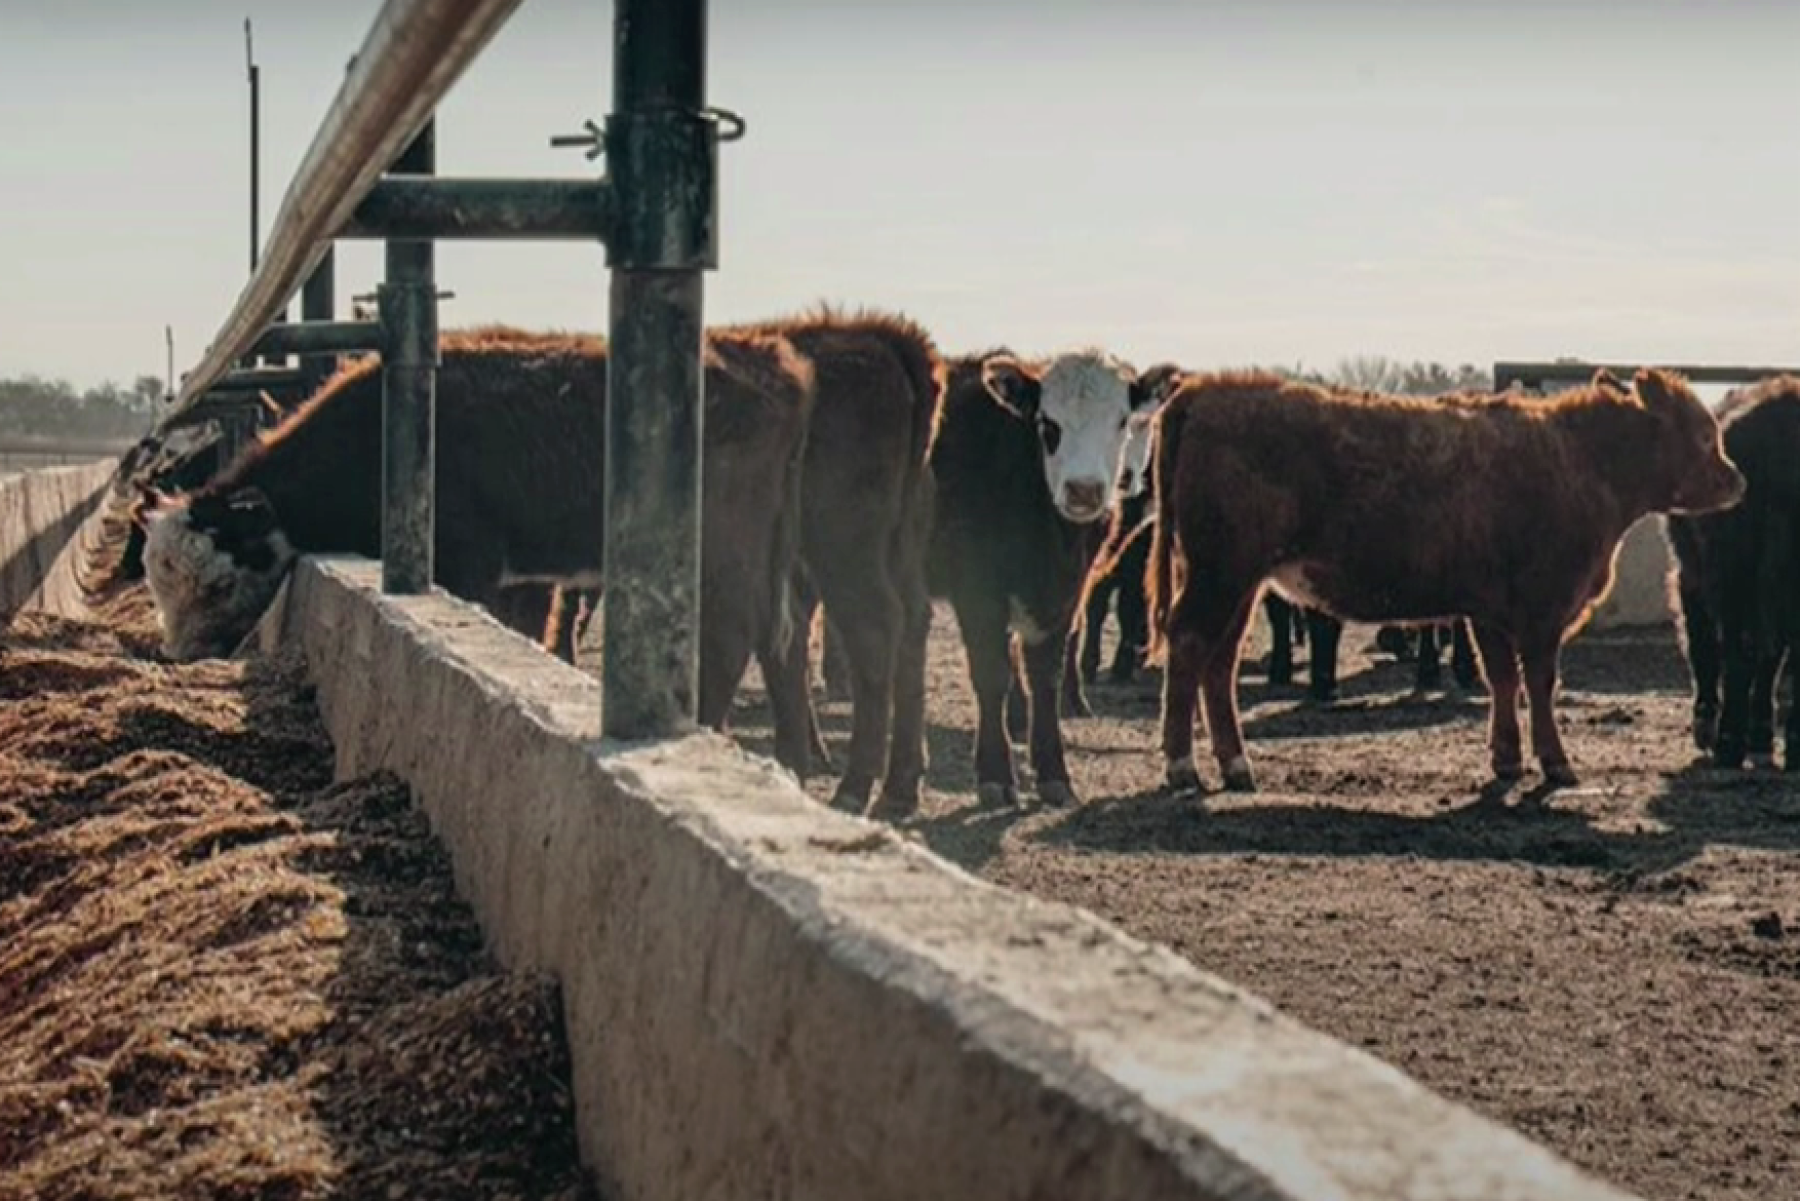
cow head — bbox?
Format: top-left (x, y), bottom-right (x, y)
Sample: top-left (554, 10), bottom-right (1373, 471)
top-left (1631, 368), bottom-right (1746, 515)
top-left (1116, 362), bottom-right (1187, 499)
top-left (980, 350), bottom-right (1169, 523)
top-left (135, 485), bottom-right (295, 660)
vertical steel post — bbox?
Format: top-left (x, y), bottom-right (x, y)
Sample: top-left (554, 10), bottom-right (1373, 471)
top-left (299, 250), bottom-right (337, 396)
top-left (377, 119), bottom-right (438, 594)
top-left (602, 0), bottom-right (716, 740)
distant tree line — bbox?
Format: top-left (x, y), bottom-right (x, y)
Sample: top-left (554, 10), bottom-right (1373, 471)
top-left (1274, 356), bottom-right (1495, 396)
top-left (0, 373), bottom-right (163, 442)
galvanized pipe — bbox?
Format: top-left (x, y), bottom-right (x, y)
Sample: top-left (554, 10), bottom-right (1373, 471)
top-left (601, 0), bottom-right (715, 740)
top-left (252, 318), bottom-right (381, 360)
top-left (378, 119), bottom-right (439, 595)
top-left (340, 177), bottom-right (611, 241)
top-left (167, 0), bottom-right (525, 417)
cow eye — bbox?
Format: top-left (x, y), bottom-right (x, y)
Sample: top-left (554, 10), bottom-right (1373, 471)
top-left (1037, 415), bottom-right (1062, 454)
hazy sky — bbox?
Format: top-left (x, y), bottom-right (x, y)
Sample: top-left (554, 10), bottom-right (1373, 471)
top-left (1, 0), bottom-right (1795, 388)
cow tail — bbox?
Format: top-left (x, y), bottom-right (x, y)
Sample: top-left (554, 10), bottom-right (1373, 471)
top-left (1144, 402), bottom-right (1186, 666)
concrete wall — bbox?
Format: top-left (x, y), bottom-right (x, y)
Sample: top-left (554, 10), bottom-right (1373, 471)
top-left (268, 555), bottom-right (1641, 1201)
top-left (0, 460), bottom-right (118, 621)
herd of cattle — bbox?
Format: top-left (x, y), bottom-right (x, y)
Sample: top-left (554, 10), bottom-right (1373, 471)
top-left (103, 307), bottom-right (1799, 819)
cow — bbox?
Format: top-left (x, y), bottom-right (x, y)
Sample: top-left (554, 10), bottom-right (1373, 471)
top-left (709, 308), bottom-right (944, 816)
top-left (127, 325), bottom-right (819, 769)
top-left (919, 349), bottom-right (1178, 807)
top-left (1148, 367), bottom-right (1746, 793)
top-left (1667, 374), bottom-right (1800, 770)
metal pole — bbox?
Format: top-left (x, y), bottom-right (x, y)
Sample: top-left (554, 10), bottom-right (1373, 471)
top-left (377, 118), bottom-right (438, 594)
top-left (602, 0), bottom-right (716, 739)
top-left (299, 250), bottom-right (338, 395)
top-left (247, 19), bottom-right (258, 276)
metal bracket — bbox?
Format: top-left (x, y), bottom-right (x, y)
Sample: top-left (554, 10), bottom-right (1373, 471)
top-left (551, 118), bottom-right (605, 160)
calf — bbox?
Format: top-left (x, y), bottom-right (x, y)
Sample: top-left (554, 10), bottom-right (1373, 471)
top-left (1667, 375), bottom-right (1800, 769)
top-left (1065, 366), bottom-right (1185, 697)
top-left (1148, 367), bottom-right (1745, 792)
top-left (719, 308), bottom-right (945, 816)
top-left (130, 326), bottom-right (817, 767)
top-left (922, 349), bottom-right (1174, 806)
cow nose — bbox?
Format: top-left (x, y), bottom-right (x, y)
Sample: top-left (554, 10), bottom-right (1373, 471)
top-left (1063, 479), bottom-right (1107, 518)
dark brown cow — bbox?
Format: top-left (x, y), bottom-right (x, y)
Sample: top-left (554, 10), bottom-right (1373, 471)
top-left (130, 326), bottom-right (817, 766)
top-left (1148, 367), bottom-right (1745, 792)
top-left (716, 308), bottom-right (945, 815)
top-left (1667, 375), bottom-right (1800, 769)
top-left (921, 349), bottom-right (1176, 806)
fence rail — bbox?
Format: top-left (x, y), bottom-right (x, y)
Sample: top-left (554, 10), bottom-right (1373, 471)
top-left (1495, 360), bottom-right (1800, 390)
top-left (167, 0), bottom-right (525, 416)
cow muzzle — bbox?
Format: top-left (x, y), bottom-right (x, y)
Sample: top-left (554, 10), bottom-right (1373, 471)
top-left (1059, 479), bottom-right (1109, 523)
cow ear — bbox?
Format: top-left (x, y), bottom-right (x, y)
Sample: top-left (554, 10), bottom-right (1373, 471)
top-left (1632, 367), bottom-right (1679, 409)
top-left (1132, 363), bottom-right (1186, 410)
top-left (1591, 367), bottom-right (1627, 394)
top-left (980, 355), bottom-right (1040, 420)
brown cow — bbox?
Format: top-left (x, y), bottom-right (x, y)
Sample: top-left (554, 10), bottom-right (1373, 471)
top-left (1148, 367), bottom-right (1745, 793)
top-left (715, 307), bottom-right (944, 815)
top-left (130, 326), bottom-right (817, 766)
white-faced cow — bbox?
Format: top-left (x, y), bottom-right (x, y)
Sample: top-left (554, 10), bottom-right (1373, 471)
top-left (919, 348), bottom-right (1177, 806)
top-left (1667, 374), bottom-right (1800, 770)
top-left (1148, 367), bottom-right (1745, 793)
top-left (128, 326), bottom-right (818, 768)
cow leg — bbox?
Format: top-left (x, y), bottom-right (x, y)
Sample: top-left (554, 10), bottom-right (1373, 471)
top-left (1263, 595), bottom-right (1295, 686)
top-left (1005, 649), bottom-right (1030, 744)
top-left (1470, 621), bottom-right (1526, 781)
top-left (1022, 626), bottom-right (1080, 805)
top-left (816, 571), bottom-right (905, 813)
top-left (820, 613), bottom-right (853, 702)
top-left (1200, 593), bottom-right (1263, 791)
top-left (1061, 627), bottom-right (1093, 718)
top-left (1518, 635), bottom-right (1576, 786)
top-left (762, 580), bottom-right (827, 782)
top-left (1783, 650), bottom-right (1800, 772)
top-left (1110, 546), bottom-right (1149, 683)
top-left (1413, 624), bottom-right (1445, 694)
top-left (874, 570), bottom-right (933, 818)
top-left (1676, 576), bottom-right (1722, 751)
top-left (1714, 625), bottom-right (1756, 770)
top-left (1747, 652), bottom-right (1783, 768)
top-left (1078, 572), bottom-right (1111, 685)
top-left (1450, 620), bottom-right (1481, 693)
top-left (957, 595), bottom-right (1022, 806)
top-left (1304, 609), bottom-right (1341, 704)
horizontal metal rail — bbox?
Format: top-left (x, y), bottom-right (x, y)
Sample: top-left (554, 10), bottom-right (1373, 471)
top-left (1496, 360), bottom-right (1800, 389)
top-left (165, 0), bottom-right (526, 420)
top-left (340, 177), bottom-right (611, 240)
top-left (251, 319), bottom-right (384, 358)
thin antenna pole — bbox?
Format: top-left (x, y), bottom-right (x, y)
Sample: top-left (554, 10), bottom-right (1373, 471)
top-left (246, 18), bottom-right (259, 274)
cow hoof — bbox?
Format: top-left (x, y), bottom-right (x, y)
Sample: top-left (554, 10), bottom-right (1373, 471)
top-left (1037, 779), bottom-right (1077, 807)
top-left (1490, 759), bottom-right (1525, 783)
top-left (976, 781), bottom-right (1019, 808)
top-left (867, 788), bottom-right (920, 823)
top-left (1065, 697), bottom-right (1094, 719)
top-left (1165, 759), bottom-right (1203, 795)
top-left (1541, 761), bottom-right (1579, 789)
top-left (1712, 742), bottom-right (1746, 770)
top-left (1220, 756), bottom-right (1256, 792)
top-left (832, 776), bottom-right (874, 814)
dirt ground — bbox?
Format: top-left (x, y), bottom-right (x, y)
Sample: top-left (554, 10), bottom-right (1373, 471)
top-left (0, 598), bottom-right (593, 1201)
top-left (713, 603), bottom-right (1800, 1201)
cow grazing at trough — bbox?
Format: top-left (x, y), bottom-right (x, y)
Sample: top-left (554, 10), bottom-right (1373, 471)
top-left (1148, 367), bottom-right (1745, 793)
top-left (128, 326), bottom-right (818, 767)
top-left (1667, 374), bottom-right (1800, 770)
top-left (923, 349), bottom-right (1179, 806)
top-left (714, 308), bottom-right (945, 816)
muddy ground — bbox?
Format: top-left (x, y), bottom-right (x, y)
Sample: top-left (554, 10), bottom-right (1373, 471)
top-left (0, 599), bottom-right (592, 1201)
top-left (709, 604), bottom-right (1800, 1201)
